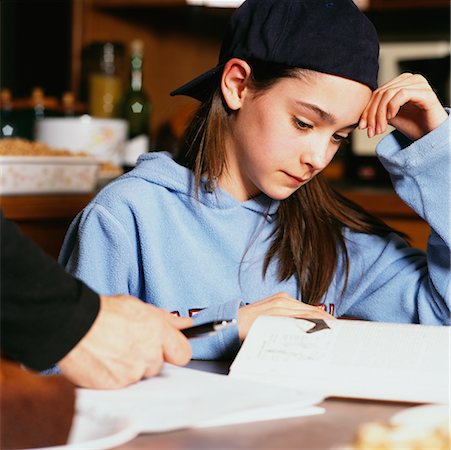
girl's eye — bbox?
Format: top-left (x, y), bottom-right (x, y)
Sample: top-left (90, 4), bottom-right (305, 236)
top-left (291, 116), bottom-right (350, 145)
top-left (292, 117), bottom-right (312, 131)
top-left (332, 134), bottom-right (350, 145)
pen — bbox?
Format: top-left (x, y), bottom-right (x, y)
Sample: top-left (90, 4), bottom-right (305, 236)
top-left (181, 319), bottom-right (237, 339)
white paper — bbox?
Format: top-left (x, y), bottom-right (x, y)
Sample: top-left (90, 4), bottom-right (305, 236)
top-left (229, 316), bottom-right (450, 403)
top-left (75, 364), bottom-right (324, 435)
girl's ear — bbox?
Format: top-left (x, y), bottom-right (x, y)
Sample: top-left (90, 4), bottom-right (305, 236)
top-left (221, 58), bottom-right (252, 111)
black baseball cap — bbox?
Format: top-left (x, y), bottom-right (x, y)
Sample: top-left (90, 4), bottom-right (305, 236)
top-left (170, 0), bottom-right (379, 101)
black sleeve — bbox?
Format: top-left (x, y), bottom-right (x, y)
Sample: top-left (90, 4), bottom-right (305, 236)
top-left (0, 210), bottom-right (101, 371)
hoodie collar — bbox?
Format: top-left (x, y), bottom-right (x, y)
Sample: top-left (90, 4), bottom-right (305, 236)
top-left (130, 151), bottom-right (280, 217)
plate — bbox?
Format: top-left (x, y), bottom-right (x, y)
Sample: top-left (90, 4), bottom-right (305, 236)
top-left (26, 411), bottom-right (138, 450)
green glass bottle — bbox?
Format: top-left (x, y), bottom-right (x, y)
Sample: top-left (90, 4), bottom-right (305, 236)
top-left (119, 39), bottom-right (152, 171)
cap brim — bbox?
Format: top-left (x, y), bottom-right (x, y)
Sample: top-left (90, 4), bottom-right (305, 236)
top-left (170, 64), bottom-right (224, 102)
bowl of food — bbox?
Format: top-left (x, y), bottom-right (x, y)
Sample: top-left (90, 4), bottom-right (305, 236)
top-left (0, 138), bottom-right (100, 195)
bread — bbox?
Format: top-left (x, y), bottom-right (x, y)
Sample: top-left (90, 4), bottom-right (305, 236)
top-left (0, 137), bottom-right (87, 157)
top-left (353, 415), bottom-right (450, 450)
top-left (0, 358), bottom-right (76, 449)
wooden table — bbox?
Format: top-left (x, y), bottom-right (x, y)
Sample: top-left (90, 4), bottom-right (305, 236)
top-left (114, 360), bottom-right (417, 450)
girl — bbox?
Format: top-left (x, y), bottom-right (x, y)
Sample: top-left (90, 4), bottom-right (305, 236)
top-left (60, 0), bottom-right (450, 360)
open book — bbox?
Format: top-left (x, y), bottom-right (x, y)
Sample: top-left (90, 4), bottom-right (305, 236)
top-left (229, 316), bottom-right (450, 404)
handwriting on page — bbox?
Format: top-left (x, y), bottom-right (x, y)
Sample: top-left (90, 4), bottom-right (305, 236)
top-left (253, 319), bottom-right (333, 362)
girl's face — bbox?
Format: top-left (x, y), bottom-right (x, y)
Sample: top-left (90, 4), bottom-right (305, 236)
top-left (221, 71), bottom-right (372, 201)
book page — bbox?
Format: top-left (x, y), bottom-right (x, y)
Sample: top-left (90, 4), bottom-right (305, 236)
top-left (229, 316), bottom-right (450, 403)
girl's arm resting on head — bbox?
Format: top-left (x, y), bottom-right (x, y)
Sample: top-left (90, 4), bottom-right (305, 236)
top-left (371, 114), bottom-right (450, 324)
top-left (343, 75), bottom-right (450, 325)
top-left (376, 108), bottom-right (450, 244)
top-left (372, 74), bottom-right (448, 322)
top-left (367, 73), bottom-right (450, 249)
top-left (359, 72), bottom-right (448, 142)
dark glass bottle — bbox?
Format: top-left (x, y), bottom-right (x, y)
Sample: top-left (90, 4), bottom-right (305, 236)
top-left (28, 87), bottom-right (59, 139)
top-left (0, 88), bottom-right (20, 138)
top-left (61, 91), bottom-right (76, 117)
top-left (118, 39), bottom-right (152, 171)
top-left (31, 87), bottom-right (46, 122)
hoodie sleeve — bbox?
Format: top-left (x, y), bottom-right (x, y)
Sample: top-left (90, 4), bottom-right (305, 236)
top-left (60, 201), bottom-right (244, 360)
top-left (189, 299), bottom-right (243, 360)
top-left (59, 203), bottom-right (135, 297)
top-left (337, 111), bottom-right (450, 324)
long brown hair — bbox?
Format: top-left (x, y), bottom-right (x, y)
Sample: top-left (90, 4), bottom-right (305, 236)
top-left (177, 60), bottom-right (408, 305)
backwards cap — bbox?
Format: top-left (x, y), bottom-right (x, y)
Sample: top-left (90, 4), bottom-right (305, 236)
top-left (170, 0), bottom-right (379, 101)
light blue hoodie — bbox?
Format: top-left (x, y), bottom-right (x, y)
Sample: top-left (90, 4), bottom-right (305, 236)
top-left (59, 115), bottom-right (450, 360)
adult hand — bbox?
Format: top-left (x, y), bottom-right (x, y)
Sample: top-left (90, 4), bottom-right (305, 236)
top-left (58, 295), bottom-right (192, 389)
top-left (237, 292), bottom-right (335, 341)
top-left (359, 72), bottom-right (448, 141)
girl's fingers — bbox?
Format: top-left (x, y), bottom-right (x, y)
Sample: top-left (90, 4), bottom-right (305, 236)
top-left (361, 73), bottom-right (423, 120)
top-left (361, 74), bottom-right (436, 138)
top-left (238, 295), bottom-right (335, 340)
top-left (259, 302), bottom-right (334, 319)
top-left (359, 73), bottom-right (414, 127)
top-left (371, 87), bottom-right (422, 135)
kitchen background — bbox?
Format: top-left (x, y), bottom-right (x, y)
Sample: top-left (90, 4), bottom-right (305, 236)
top-left (0, 0), bottom-right (449, 256)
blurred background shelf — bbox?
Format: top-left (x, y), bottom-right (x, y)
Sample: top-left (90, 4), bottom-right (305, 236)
top-left (0, 0), bottom-right (446, 256)
top-left (0, 187), bottom-right (429, 259)
top-left (337, 188), bottom-right (430, 250)
top-left (0, 194), bottom-right (93, 259)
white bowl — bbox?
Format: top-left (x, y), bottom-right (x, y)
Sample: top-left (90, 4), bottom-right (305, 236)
top-left (35, 116), bottom-right (128, 166)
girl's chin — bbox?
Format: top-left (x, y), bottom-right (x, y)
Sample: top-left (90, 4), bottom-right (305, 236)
top-left (263, 187), bottom-right (299, 201)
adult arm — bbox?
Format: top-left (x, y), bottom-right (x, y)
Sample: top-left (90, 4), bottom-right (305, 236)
top-left (1, 212), bottom-right (192, 387)
top-left (0, 210), bottom-right (100, 371)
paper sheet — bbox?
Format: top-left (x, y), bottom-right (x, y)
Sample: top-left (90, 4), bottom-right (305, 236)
top-left (75, 364), bottom-right (324, 434)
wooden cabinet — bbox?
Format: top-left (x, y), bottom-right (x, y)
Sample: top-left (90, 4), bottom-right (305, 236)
top-left (0, 194), bottom-right (93, 259)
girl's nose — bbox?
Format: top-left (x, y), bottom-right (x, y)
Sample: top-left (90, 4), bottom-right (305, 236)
top-left (299, 141), bottom-right (332, 172)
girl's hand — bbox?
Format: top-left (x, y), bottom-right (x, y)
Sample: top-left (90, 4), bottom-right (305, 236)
top-left (237, 292), bottom-right (335, 341)
top-left (359, 72), bottom-right (448, 141)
